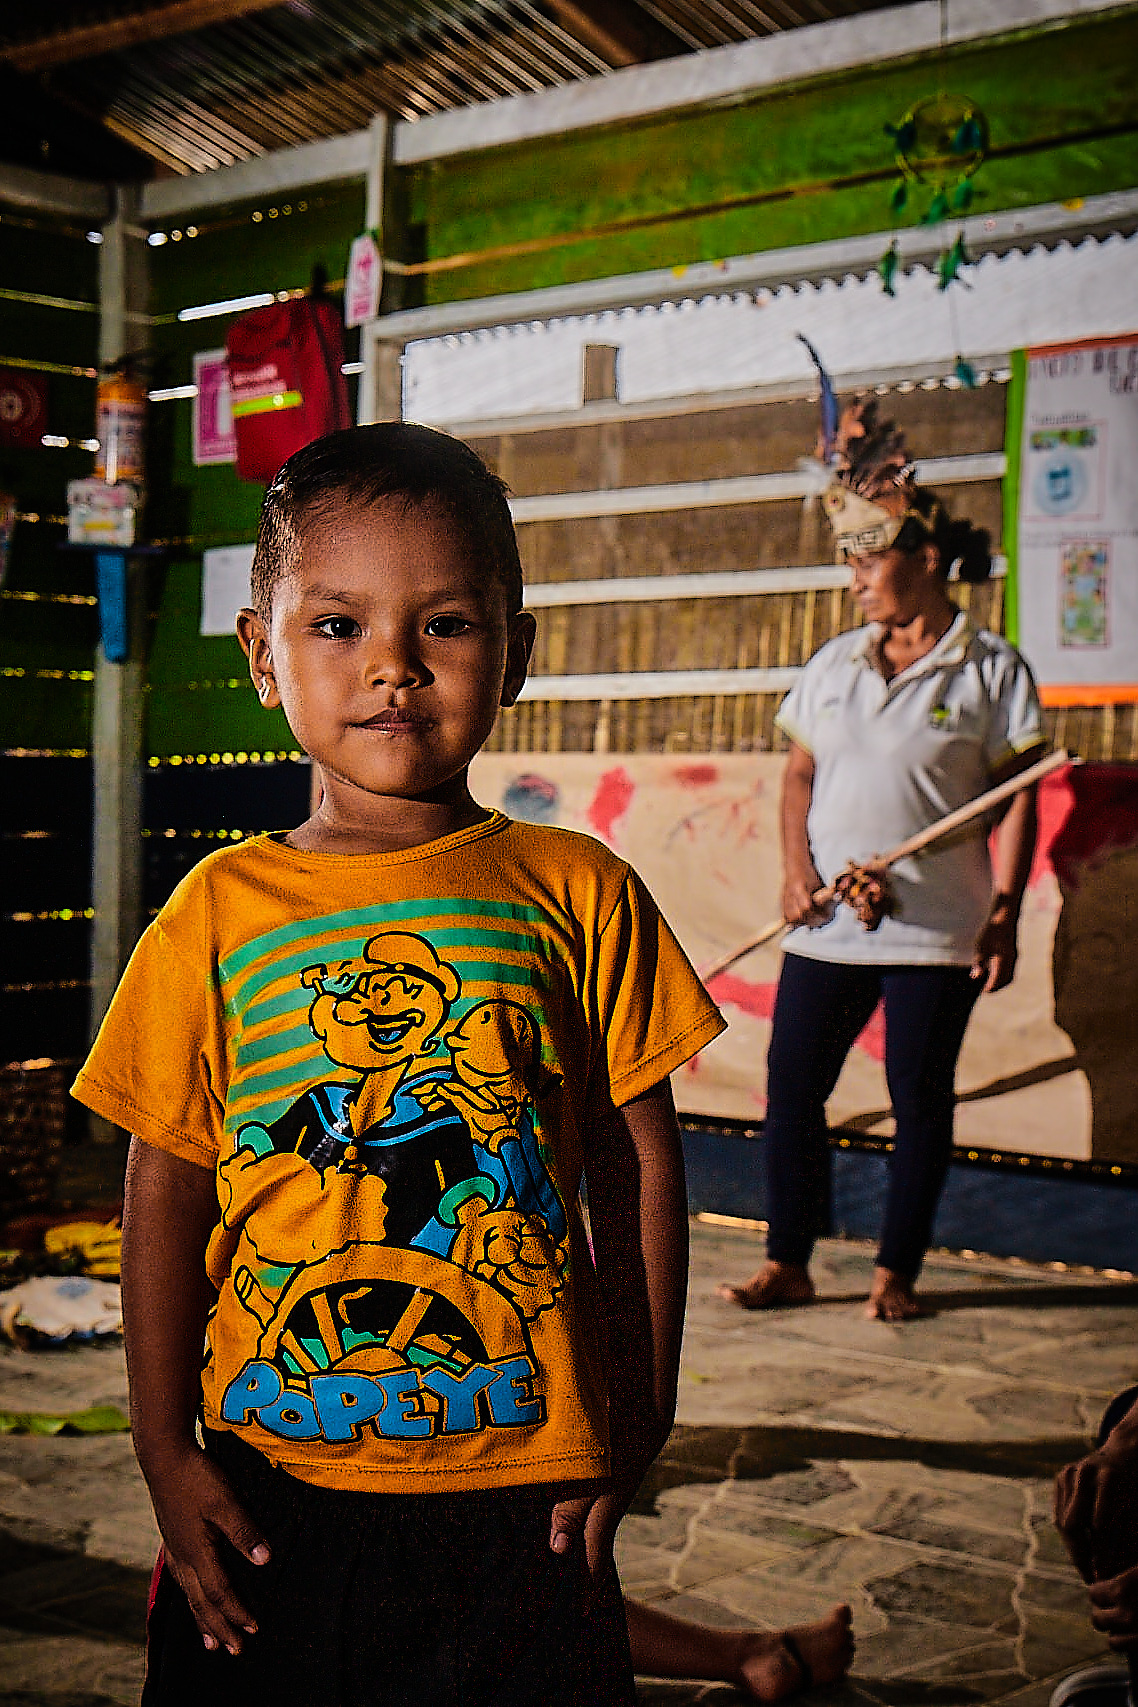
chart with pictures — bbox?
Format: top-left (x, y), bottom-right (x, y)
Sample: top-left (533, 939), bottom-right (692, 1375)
top-left (1011, 334), bottom-right (1138, 704)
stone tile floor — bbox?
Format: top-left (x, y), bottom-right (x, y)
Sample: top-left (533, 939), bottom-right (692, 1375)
top-left (0, 1220), bottom-right (1133, 1705)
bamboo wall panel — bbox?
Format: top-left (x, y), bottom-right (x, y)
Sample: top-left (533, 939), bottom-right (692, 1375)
top-left (515, 483), bottom-right (1004, 587)
top-left (478, 386), bottom-right (1008, 498)
top-left (516, 502), bottom-right (834, 583)
top-left (485, 694), bottom-right (1138, 763)
top-left (471, 386), bottom-right (1133, 763)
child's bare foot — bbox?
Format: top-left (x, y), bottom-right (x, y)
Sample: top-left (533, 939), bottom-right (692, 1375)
top-left (866, 1267), bottom-right (924, 1320)
top-left (716, 1261), bottom-right (815, 1310)
top-left (736, 1603), bottom-right (855, 1700)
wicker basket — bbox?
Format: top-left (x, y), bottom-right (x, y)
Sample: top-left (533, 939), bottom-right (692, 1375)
top-left (0, 1061), bottom-right (68, 1216)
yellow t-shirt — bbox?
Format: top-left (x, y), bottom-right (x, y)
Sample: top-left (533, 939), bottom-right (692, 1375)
top-left (73, 812), bottom-right (724, 1493)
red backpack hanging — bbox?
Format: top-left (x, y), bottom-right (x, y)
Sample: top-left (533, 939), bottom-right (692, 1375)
top-left (225, 294), bottom-right (351, 483)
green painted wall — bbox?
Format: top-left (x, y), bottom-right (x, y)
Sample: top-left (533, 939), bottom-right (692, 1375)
top-left (144, 185), bottom-right (364, 758)
top-left (0, 215), bottom-right (101, 1066)
top-left (400, 9), bottom-right (1138, 302)
top-left (0, 217), bottom-right (100, 749)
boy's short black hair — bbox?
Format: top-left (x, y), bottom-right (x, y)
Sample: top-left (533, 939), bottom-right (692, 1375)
top-left (251, 422), bottom-right (524, 618)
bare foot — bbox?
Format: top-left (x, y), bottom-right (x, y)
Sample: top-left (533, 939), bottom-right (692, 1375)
top-left (866, 1267), bottom-right (924, 1321)
top-left (737, 1603), bottom-right (855, 1700)
top-left (716, 1261), bottom-right (815, 1311)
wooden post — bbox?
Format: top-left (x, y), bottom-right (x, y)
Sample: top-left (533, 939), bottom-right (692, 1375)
top-left (582, 343), bottom-right (619, 403)
top-left (357, 112), bottom-right (404, 426)
top-left (369, 340), bottom-right (404, 423)
top-left (88, 185), bottom-right (148, 1134)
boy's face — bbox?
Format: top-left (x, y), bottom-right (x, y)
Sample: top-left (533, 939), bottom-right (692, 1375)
top-left (238, 498), bottom-right (534, 813)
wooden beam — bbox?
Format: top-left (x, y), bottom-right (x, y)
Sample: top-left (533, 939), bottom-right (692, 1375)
top-left (0, 160), bottom-right (110, 220)
top-left (3, 0), bottom-right (286, 72)
top-left (542, 0), bottom-right (652, 67)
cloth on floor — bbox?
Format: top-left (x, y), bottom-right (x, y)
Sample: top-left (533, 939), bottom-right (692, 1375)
top-left (0, 1274), bottom-right (122, 1343)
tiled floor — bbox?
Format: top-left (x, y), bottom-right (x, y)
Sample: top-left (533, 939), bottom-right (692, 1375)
top-left (0, 1222), bottom-right (1133, 1705)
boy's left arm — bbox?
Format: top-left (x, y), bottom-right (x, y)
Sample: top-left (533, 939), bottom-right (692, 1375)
top-left (550, 1076), bottom-right (688, 1583)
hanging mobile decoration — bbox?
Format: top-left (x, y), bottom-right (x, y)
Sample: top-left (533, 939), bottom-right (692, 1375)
top-left (885, 91), bottom-right (988, 225)
top-left (874, 0), bottom-right (987, 386)
top-left (880, 90), bottom-right (989, 298)
top-left (877, 239), bottom-right (901, 297)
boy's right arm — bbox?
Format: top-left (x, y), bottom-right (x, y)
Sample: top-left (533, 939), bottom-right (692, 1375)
top-left (122, 1137), bottom-right (271, 1656)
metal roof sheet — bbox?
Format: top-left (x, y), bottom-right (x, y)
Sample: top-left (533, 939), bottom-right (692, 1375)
top-left (0, 0), bottom-right (912, 176)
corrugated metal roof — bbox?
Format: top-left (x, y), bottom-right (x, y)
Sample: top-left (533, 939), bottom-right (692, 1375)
top-left (0, 0), bottom-right (914, 176)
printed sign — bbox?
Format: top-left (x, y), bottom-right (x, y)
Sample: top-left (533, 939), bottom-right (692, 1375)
top-left (193, 349), bottom-right (237, 466)
top-left (201, 542), bottom-right (254, 635)
top-left (1009, 335), bottom-right (1138, 704)
top-left (345, 233), bottom-right (382, 328)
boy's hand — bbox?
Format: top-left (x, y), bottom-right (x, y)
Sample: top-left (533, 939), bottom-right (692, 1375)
top-left (548, 1486), bottom-right (626, 1607)
top-left (146, 1444), bottom-right (271, 1656)
top-left (1088, 1563), bottom-right (1138, 1650)
top-left (1055, 1433), bottom-right (1138, 1585)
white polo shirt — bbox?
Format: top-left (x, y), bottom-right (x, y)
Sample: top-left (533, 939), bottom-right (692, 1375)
top-left (776, 612), bottom-right (1045, 966)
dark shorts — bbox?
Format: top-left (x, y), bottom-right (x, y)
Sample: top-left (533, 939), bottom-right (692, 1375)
top-left (143, 1429), bottom-right (634, 1707)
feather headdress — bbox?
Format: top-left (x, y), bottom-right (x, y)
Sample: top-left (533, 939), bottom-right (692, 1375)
top-left (820, 397), bottom-right (942, 559)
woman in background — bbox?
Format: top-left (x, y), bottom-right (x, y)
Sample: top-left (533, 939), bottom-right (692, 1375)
top-left (719, 400), bottom-right (1047, 1321)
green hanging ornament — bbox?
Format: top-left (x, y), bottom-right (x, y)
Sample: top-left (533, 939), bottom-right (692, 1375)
top-left (951, 116), bottom-right (985, 155)
top-left (877, 240), bottom-right (900, 297)
top-left (886, 93), bottom-right (988, 227)
top-left (937, 230), bottom-right (970, 290)
top-left (953, 355), bottom-right (979, 388)
top-left (884, 118), bottom-right (918, 154)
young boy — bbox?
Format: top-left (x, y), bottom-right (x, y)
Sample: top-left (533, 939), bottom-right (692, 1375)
top-left (72, 423), bottom-right (725, 1705)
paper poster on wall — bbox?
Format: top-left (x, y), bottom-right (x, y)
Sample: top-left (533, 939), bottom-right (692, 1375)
top-left (345, 233), bottom-right (382, 328)
top-left (470, 752), bottom-right (1138, 1165)
top-left (1008, 334), bottom-right (1138, 705)
top-left (201, 542), bottom-right (254, 635)
top-left (193, 349), bottom-right (237, 466)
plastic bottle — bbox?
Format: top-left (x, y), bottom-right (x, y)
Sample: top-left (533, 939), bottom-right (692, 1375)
top-left (95, 362), bottom-right (147, 487)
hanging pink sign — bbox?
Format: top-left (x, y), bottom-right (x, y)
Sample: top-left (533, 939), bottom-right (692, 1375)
top-left (345, 233), bottom-right (382, 329)
top-left (192, 349), bottom-right (237, 466)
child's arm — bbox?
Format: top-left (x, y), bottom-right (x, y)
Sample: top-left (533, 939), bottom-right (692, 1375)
top-left (122, 1137), bottom-right (272, 1656)
top-left (550, 1077), bottom-right (688, 1579)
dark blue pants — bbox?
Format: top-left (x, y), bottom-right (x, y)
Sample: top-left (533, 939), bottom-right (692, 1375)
top-left (764, 954), bottom-right (982, 1280)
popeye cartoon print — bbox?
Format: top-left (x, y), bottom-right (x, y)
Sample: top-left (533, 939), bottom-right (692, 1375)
top-left (216, 926), bottom-right (570, 1451)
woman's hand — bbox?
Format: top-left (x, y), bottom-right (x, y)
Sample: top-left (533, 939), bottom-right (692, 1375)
top-left (971, 897), bottom-right (1019, 992)
top-left (782, 862), bottom-right (831, 928)
top-left (975, 755), bottom-right (1041, 992)
top-left (780, 744), bottom-right (830, 927)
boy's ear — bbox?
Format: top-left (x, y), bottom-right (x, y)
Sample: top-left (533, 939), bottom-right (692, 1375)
top-left (501, 611), bottom-right (537, 709)
top-left (236, 607), bottom-right (281, 709)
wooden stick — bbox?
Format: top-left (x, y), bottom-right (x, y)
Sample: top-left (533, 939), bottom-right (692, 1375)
top-left (702, 747), bottom-right (1074, 982)
top-left (879, 746), bottom-right (1073, 866)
